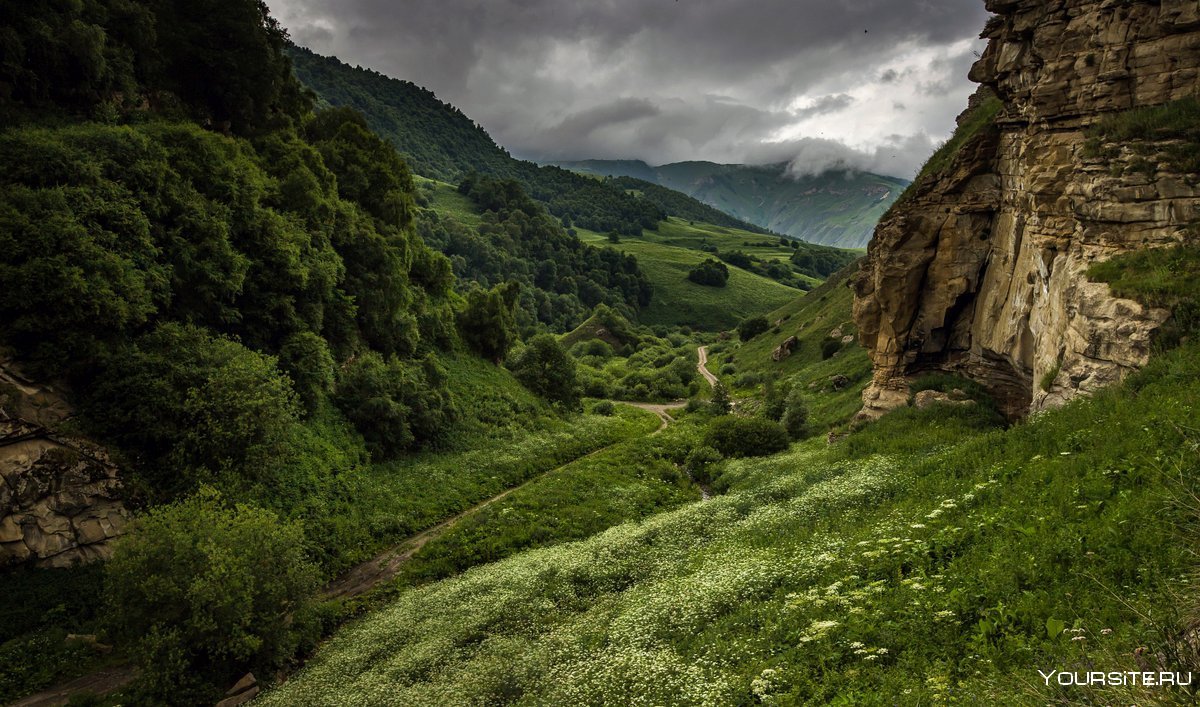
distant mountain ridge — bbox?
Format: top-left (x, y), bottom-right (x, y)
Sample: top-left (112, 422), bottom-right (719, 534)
top-left (553, 159), bottom-right (909, 249)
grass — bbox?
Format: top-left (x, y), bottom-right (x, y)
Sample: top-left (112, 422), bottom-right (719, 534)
top-left (1087, 243), bottom-right (1200, 349)
top-left (416, 177), bottom-right (483, 227)
top-left (895, 95), bottom-right (1003, 205)
top-left (1083, 97), bottom-right (1200, 177)
top-left (378, 414), bottom-right (705, 591)
top-left (722, 262), bottom-right (873, 432)
top-left (577, 224), bottom-right (799, 330)
top-left (260, 340), bottom-right (1200, 706)
top-left (334, 402), bottom-right (662, 572)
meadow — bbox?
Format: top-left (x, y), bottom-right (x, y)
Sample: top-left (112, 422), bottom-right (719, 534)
top-left (576, 224), bottom-right (799, 330)
top-left (260, 340), bottom-right (1200, 706)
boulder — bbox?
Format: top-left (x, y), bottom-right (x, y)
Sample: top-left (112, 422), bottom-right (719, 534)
top-left (771, 336), bottom-right (799, 362)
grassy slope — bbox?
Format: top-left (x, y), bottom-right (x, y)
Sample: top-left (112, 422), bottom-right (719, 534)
top-left (713, 263), bottom-right (871, 431)
top-left (262, 340), bottom-right (1200, 706)
top-left (577, 220), bottom-right (801, 330)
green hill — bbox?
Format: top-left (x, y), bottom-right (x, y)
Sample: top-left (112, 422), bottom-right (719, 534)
top-left (262, 319), bottom-right (1200, 706)
top-left (575, 219), bottom-right (806, 330)
top-left (556, 159), bottom-right (909, 249)
top-left (287, 46), bottom-right (661, 236)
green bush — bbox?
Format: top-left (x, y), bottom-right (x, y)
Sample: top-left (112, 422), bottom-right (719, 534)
top-left (687, 258), bottom-right (729, 287)
top-left (105, 491), bottom-right (319, 704)
top-left (333, 351), bottom-right (458, 459)
top-left (821, 338), bottom-right (842, 360)
top-left (781, 386), bottom-right (809, 439)
top-left (459, 282), bottom-right (520, 362)
top-left (709, 382), bottom-right (732, 416)
top-left (737, 316), bottom-right (770, 342)
top-left (684, 445), bottom-right (723, 484)
top-left (592, 400), bottom-right (615, 416)
top-left (85, 323), bottom-right (299, 500)
top-left (278, 331), bottom-right (335, 413)
top-left (704, 416), bottom-right (789, 458)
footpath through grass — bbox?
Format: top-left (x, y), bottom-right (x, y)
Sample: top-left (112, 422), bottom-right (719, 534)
top-left (262, 340), bottom-right (1200, 706)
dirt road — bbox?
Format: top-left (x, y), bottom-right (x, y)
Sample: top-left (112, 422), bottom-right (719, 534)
top-left (696, 345), bottom-right (719, 389)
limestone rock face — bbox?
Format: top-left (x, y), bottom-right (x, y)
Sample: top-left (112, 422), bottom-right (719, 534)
top-left (0, 358), bottom-right (127, 568)
top-left (854, 0), bottom-right (1196, 419)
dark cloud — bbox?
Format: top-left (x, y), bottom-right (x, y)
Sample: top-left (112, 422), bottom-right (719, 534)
top-left (270, 0), bottom-right (991, 177)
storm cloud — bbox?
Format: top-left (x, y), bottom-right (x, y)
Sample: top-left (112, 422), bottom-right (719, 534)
top-left (269, 0), bottom-right (991, 178)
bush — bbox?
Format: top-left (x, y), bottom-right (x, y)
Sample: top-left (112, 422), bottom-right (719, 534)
top-left (508, 334), bottom-right (580, 408)
top-left (709, 382), bottom-right (732, 415)
top-left (687, 259), bottom-right (729, 287)
top-left (105, 491), bottom-right (319, 704)
top-left (592, 400), bottom-right (615, 416)
top-left (822, 338), bottom-right (842, 360)
top-left (278, 331), bottom-right (335, 413)
top-left (333, 351), bottom-right (458, 459)
top-left (85, 323), bottom-right (299, 500)
top-left (737, 316), bottom-right (770, 342)
top-left (684, 445), bottom-right (723, 485)
top-left (704, 416), bottom-right (789, 458)
top-left (781, 387), bottom-right (809, 439)
top-left (459, 282), bottom-right (520, 363)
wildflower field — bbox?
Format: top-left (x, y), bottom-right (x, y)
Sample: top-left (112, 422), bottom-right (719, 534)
top-left (263, 344), bottom-right (1200, 704)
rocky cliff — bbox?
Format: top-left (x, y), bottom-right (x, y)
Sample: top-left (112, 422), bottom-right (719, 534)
top-left (0, 358), bottom-right (127, 568)
top-left (853, 0), bottom-right (1200, 419)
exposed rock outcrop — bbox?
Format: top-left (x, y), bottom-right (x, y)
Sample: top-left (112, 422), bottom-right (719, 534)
top-left (0, 358), bottom-right (127, 568)
top-left (854, 0), bottom-right (1197, 419)
top-left (772, 336), bottom-right (799, 361)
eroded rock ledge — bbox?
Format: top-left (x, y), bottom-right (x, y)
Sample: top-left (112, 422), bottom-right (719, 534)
top-left (0, 359), bottom-right (126, 568)
top-left (853, 0), bottom-right (1198, 419)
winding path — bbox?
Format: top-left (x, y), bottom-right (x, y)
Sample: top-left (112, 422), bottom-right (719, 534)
top-left (696, 345), bottom-right (720, 388)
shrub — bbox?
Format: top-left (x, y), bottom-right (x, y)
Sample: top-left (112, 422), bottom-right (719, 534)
top-left (333, 351), bottom-right (458, 459)
top-left (709, 382), bottom-right (732, 415)
top-left (684, 445), bottom-right (723, 485)
top-left (459, 282), bottom-right (520, 363)
top-left (781, 387), bottom-right (809, 439)
top-left (105, 490), bottom-right (319, 704)
top-left (85, 323), bottom-right (299, 500)
top-left (821, 338), bottom-right (842, 360)
top-left (704, 416), bottom-right (789, 458)
top-left (278, 331), bottom-right (335, 413)
top-left (687, 259), bottom-right (729, 287)
top-left (737, 316), bottom-right (770, 342)
top-left (592, 400), bottom-right (615, 416)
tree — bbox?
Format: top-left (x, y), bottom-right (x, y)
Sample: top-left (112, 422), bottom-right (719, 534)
top-left (278, 331), bottom-right (335, 413)
top-left (607, 231), bottom-right (621, 243)
top-left (460, 282), bottom-right (520, 362)
top-left (710, 381), bottom-right (732, 415)
top-left (508, 334), bottom-right (580, 408)
top-left (105, 490), bottom-right (319, 704)
top-left (781, 386), bottom-right (809, 439)
top-left (687, 259), bottom-right (729, 287)
top-left (737, 316), bottom-right (771, 342)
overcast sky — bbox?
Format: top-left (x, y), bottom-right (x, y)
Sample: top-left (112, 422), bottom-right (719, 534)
top-left (270, 0), bottom-right (991, 178)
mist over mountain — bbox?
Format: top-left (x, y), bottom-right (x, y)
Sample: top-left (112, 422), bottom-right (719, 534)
top-left (554, 159), bottom-right (908, 249)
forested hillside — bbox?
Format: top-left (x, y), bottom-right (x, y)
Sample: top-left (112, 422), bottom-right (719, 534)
top-left (0, 2), bottom-right (663, 703)
top-left (288, 46), bottom-right (662, 236)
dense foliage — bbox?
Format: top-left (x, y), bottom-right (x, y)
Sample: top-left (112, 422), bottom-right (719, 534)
top-left (105, 491), bottom-right (319, 704)
top-left (417, 174), bottom-right (652, 333)
top-left (508, 334), bottom-right (580, 408)
top-left (687, 258), bottom-right (729, 287)
top-left (704, 415), bottom-right (790, 458)
top-left (287, 46), bottom-right (664, 235)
